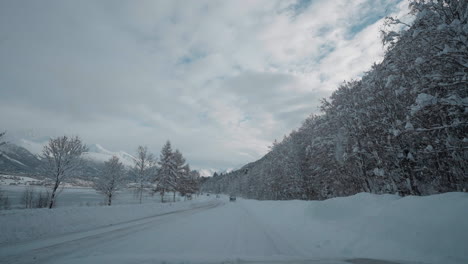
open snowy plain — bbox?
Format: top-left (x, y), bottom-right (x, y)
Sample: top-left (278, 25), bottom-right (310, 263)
top-left (1, 193), bottom-right (467, 264)
top-left (1, 185), bottom-right (172, 209)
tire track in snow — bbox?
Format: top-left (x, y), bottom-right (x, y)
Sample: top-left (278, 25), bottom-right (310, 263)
top-left (0, 201), bottom-right (222, 264)
top-left (239, 204), bottom-right (282, 255)
top-left (240, 201), bottom-right (304, 258)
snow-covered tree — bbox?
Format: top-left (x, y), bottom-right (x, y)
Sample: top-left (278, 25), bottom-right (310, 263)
top-left (188, 169), bottom-right (201, 195)
top-left (156, 141), bottom-right (178, 202)
top-left (0, 188), bottom-right (11, 210)
top-left (95, 156), bottom-right (126, 206)
top-left (131, 146), bottom-right (156, 204)
top-left (177, 165), bottom-right (201, 197)
top-left (172, 149), bottom-right (195, 200)
top-left (0, 131), bottom-right (5, 146)
top-left (42, 136), bottom-right (87, 208)
top-left (21, 186), bottom-right (35, 209)
top-left (0, 131), bottom-right (6, 157)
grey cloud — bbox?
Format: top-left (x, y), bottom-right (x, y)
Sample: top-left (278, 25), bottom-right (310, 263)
top-left (0, 0), bottom-right (407, 172)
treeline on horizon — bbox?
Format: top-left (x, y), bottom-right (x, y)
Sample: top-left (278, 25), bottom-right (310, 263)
top-left (203, 0), bottom-right (467, 200)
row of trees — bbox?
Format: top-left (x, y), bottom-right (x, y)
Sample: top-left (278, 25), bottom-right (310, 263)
top-left (20, 186), bottom-right (50, 209)
top-left (83, 140), bottom-right (201, 206)
top-left (128, 141), bottom-right (200, 204)
top-left (0, 131), bottom-right (200, 208)
top-left (203, 0), bottom-right (467, 200)
top-left (82, 140), bottom-right (200, 206)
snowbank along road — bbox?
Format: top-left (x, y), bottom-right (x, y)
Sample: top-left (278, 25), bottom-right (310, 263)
top-left (1, 193), bottom-right (467, 264)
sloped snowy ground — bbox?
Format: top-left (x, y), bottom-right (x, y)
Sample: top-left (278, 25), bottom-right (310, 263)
top-left (0, 193), bottom-right (467, 264)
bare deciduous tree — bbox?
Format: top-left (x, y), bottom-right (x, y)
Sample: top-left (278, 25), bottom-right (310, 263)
top-left (0, 188), bottom-right (11, 210)
top-left (42, 136), bottom-right (87, 208)
top-left (131, 146), bottom-right (156, 204)
top-left (94, 156), bottom-right (126, 206)
top-left (36, 190), bottom-right (50, 208)
top-left (21, 186), bottom-right (35, 209)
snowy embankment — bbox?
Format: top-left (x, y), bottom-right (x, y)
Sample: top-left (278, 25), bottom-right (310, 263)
top-left (0, 197), bottom-right (212, 245)
top-left (242, 192), bottom-right (468, 264)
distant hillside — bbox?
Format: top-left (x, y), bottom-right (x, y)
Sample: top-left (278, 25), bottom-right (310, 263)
top-left (203, 1), bottom-right (468, 200)
top-left (16, 139), bottom-right (136, 167)
top-left (0, 143), bottom-right (42, 174)
top-left (84, 143), bottom-right (136, 167)
top-left (0, 142), bottom-right (111, 180)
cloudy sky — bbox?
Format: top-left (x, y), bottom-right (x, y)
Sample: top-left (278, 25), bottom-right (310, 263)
top-left (0, 0), bottom-right (409, 174)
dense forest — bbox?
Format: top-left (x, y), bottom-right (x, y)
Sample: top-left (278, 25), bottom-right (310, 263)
top-left (203, 0), bottom-right (467, 200)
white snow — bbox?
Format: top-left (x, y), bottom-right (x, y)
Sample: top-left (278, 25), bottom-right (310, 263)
top-left (83, 144), bottom-right (136, 167)
top-left (0, 175), bottom-right (42, 185)
top-left (414, 57), bottom-right (424, 64)
top-left (0, 193), bottom-right (466, 264)
top-left (404, 121), bottom-right (414, 130)
top-left (385, 75), bottom-right (397, 88)
top-left (242, 193), bottom-right (468, 264)
top-left (0, 154), bottom-right (27, 167)
top-left (389, 128), bottom-right (400, 137)
top-left (411, 93), bottom-right (438, 114)
top-left (198, 168), bottom-right (235, 177)
top-left (14, 139), bottom-right (137, 167)
top-left (372, 168), bottom-right (385, 176)
top-left (17, 139), bottom-right (45, 156)
top-left (0, 196), bottom-right (214, 245)
top-left (0, 185), bottom-right (183, 209)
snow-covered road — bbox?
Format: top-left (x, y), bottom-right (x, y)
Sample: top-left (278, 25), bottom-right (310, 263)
top-left (0, 199), bottom-right (379, 264)
top-left (1, 193), bottom-right (467, 264)
top-left (0, 200), bottom-right (224, 264)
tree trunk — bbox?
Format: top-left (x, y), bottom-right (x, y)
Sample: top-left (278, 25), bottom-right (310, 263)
top-left (139, 184), bottom-right (143, 204)
top-left (108, 193), bottom-right (112, 206)
top-left (48, 180), bottom-right (60, 209)
top-left (173, 191), bottom-right (176, 202)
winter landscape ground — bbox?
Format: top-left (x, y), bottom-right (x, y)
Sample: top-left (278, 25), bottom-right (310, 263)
top-left (1, 192), bottom-right (467, 264)
top-left (1, 184), bottom-right (171, 209)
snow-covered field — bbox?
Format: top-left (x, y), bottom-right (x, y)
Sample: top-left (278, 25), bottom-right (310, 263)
top-left (0, 193), bottom-right (467, 264)
top-left (0, 175), bottom-right (42, 186)
top-left (0, 185), bottom-right (179, 209)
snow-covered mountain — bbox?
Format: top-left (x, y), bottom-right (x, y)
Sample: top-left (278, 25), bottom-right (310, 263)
top-left (197, 168), bottom-right (235, 177)
top-left (0, 140), bottom-right (136, 180)
top-left (16, 138), bottom-right (45, 156)
top-left (15, 139), bottom-right (136, 167)
top-left (0, 143), bottom-right (42, 174)
top-left (84, 144), bottom-right (136, 167)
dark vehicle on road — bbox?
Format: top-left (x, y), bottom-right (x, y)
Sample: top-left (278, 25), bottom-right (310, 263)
top-left (229, 195), bottom-right (236, 202)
